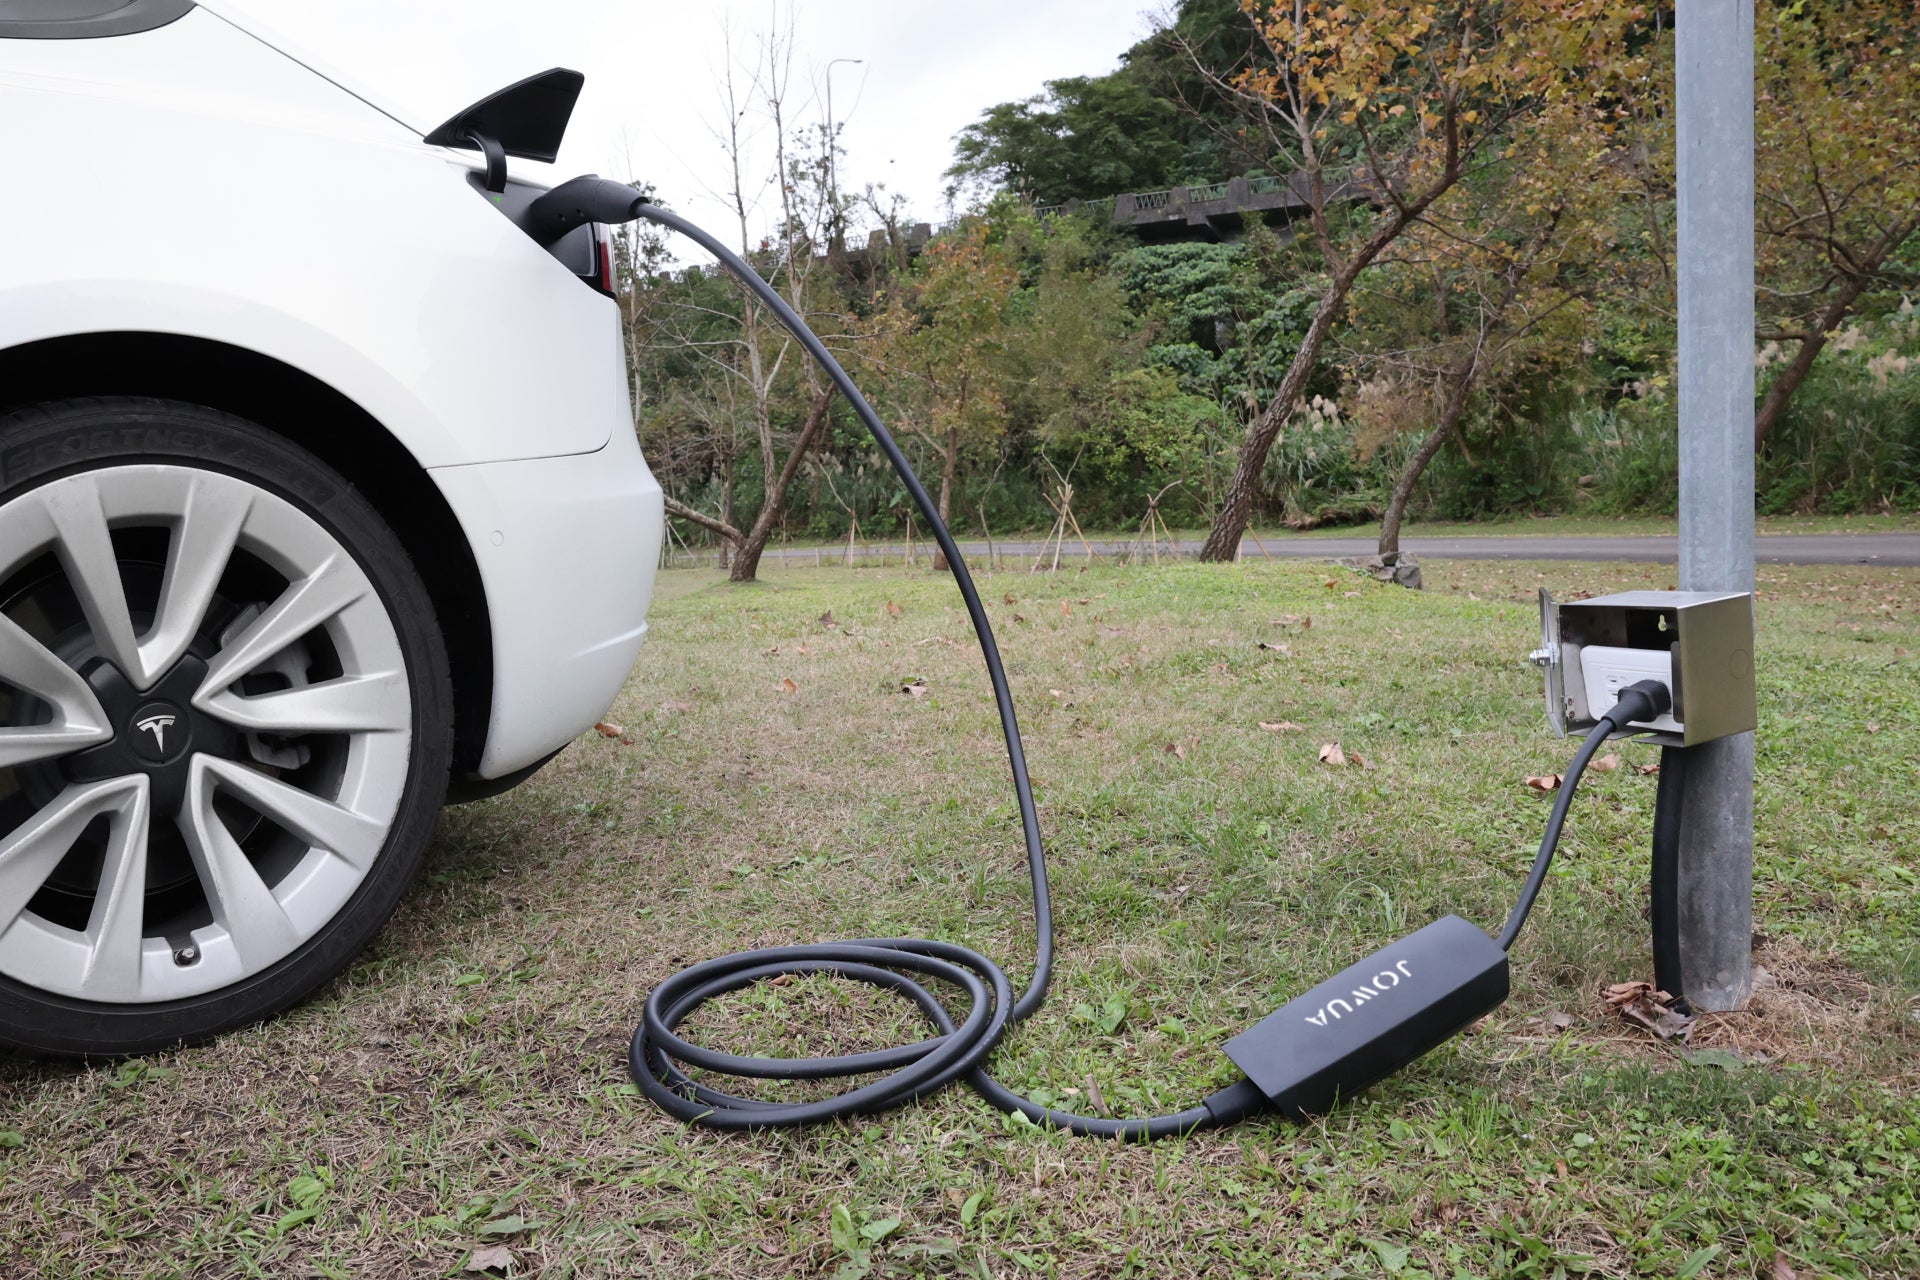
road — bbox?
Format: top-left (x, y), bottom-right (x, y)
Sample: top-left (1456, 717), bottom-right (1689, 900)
top-left (760, 533), bottom-right (1920, 567)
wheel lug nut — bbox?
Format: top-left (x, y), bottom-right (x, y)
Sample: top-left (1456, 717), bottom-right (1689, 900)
top-left (173, 945), bottom-right (199, 967)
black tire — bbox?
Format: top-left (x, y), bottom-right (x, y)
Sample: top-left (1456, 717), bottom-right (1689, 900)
top-left (0, 397), bottom-right (452, 1056)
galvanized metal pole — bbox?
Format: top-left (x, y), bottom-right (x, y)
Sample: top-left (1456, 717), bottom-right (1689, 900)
top-left (1675, 0), bottom-right (1756, 1011)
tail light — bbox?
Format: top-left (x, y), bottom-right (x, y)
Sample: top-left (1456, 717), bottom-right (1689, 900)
top-left (592, 223), bottom-right (617, 299)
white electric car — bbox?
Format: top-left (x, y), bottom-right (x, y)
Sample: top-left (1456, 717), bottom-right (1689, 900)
top-left (0, 1), bottom-right (663, 1055)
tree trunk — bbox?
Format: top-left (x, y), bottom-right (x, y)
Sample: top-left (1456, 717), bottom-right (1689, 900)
top-left (1198, 158), bottom-right (1461, 563)
top-left (932, 421), bottom-right (959, 572)
top-left (731, 388), bottom-right (835, 583)
top-left (1197, 279), bottom-right (1351, 561)
top-left (1752, 271), bottom-right (1874, 448)
top-left (727, 534), bottom-right (768, 583)
top-left (717, 446), bottom-right (738, 570)
top-left (1379, 370), bottom-right (1476, 559)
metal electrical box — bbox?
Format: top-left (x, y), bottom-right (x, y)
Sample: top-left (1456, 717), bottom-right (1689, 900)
top-left (1531, 589), bottom-right (1756, 747)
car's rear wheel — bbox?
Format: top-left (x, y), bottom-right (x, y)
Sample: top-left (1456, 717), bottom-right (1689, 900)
top-left (0, 398), bottom-right (451, 1056)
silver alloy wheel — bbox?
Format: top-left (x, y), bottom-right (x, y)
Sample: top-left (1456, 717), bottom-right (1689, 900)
top-left (0, 465), bottom-right (412, 1003)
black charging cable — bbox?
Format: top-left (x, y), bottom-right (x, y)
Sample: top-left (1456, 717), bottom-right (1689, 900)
top-left (623, 203), bottom-right (1263, 1138)
top-left (621, 199), bottom-right (1667, 1138)
top-left (1496, 680), bottom-right (1674, 951)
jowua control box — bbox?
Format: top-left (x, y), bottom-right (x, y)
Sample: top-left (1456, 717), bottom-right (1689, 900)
top-left (1530, 589), bottom-right (1757, 746)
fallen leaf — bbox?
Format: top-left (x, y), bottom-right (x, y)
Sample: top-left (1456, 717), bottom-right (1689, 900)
top-left (1633, 763), bottom-right (1662, 776)
top-left (1867, 721), bottom-right (1880, 734)
top-left (659, 701), bottom-right (693, 714)
top-left (1773, 1254), bottom-right (1799, 1280)
top-left (779, 678), bottom-right (799, 694)
top-left (1003, 593), bottom-right (1016, 605)
top-left (1259, 721), bottom-right (1305, 733)
top-left (818, 610), bottom-right (838, 628)
top-left (1098, 624), bottom-right (1125, 637)
top-left (1591, 753), bottom-right (1621, 773)
top-left (1084, 1074), bottom-right (1109, 1116)
top-left (1342, 591), bottom-right (1362, 598)
top-left (1048, 689), bottom-right (1065, 699)
top-left (1348, 750), bottom-right (1371, 770)
top-left (1323, 579), bottom-right (1338, 590)
top-left (1165, 741), bottom-right (1188, 760)
top-left (1549, 1011), bottom-right (1574, 1031)
top-left (1606, 980), bottom-right (1695, 1041)
top-left (761, 645), bottom-right (780, 656)
top-left (1258, 641), bottom-right (1291, 653)
top-left (886, 600), bottom-right (903, 617)
top-left (1060, 601), bottom-right (1073, 617)
top-left (795, 642), bottom-right (812, 656)
top-left (1526, 774), bottom-right (1563, 792)
top-left (1012, 614), bottom-right (1027, 624)
top-left (594, 723), bottom-right (623, 739)
top-left (1319, 742), bottom-right (1347, 766)
top-left (1302, 616), bottom-right (1312, 630)
top-left (466, 1246), bottom-right (516, 1274)
top-left (1604, 980), bottom-right (1654, 1007)
top-left (1619, 1001), bottom-right (1687, 1039)
top-left (902, 679), bottom-right (928, 699)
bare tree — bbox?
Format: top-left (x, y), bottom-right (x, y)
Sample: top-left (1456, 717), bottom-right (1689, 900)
top-left (643, 18), bottom-right (846, 583)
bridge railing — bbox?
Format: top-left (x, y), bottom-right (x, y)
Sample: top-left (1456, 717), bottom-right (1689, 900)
top-left (1028, 166), bottom-right (1374, 226)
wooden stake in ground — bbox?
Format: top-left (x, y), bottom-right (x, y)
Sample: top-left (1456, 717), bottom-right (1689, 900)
top-left (1032, 457), bottom-right (1095, 573)
top-left (819, 463), bottom-right (864, 568)
top-left (977, 503), bottom-right (998, 572)
top-left (1125, 482), bottom-right (1183, 566)
top-left (1033, 483), bottom-right (1084, 574)
top-left (1033, 487), bottom-right (1066, 574)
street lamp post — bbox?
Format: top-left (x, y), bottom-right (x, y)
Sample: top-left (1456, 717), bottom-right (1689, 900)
top-left (1675, 0), bottom-right (1756, 1012)
top-left (825, 57), bottom-right (862, 255)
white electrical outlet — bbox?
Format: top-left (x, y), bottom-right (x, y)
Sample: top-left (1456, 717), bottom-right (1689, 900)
top-left (1578, 645), bottom-right (1681, 733)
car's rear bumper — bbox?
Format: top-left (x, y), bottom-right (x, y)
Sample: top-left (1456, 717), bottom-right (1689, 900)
top-left (429, 428), bottom-right (664, 778)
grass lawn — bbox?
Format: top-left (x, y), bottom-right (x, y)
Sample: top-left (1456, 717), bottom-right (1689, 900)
top-left (3, 557), bottom-right (1917, 1279)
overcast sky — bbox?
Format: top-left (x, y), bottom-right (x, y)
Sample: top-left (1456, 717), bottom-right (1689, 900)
top-left (226, 0), bottom-right (1157, 246)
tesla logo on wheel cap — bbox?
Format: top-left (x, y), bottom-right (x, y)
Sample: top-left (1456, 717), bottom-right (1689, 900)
top-left (137, 714), bottom-right (177, 751)
top-left (128, 703), bottom-right (189, 762)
